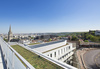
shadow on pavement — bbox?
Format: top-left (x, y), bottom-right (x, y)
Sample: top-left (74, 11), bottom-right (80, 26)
top-left (88, 64), bottom-right (100, 69)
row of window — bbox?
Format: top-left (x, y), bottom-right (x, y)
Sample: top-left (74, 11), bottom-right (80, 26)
top-left (58, 46), bottom-right (70, 55)
top-left (48, 46), bottom-right (71, 58)
top-left (58, 52), bottom-right (71, 60)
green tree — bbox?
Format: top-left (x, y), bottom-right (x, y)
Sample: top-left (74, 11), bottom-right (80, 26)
top-left (3, 38), bottom-right (8, 42)
top-left (71, 36), bottom-right (78, 41)
top-left (31, 37), bottom-right (34, 39)
top-left (84, 40), bottom-right (89, 42)
top-left (49, 39), bottom-right (52, 41)
top-left (99, 38), bottom-right (100, 42)
top-left (90, 36), bottom-right (98, 42)
top-left (86, 35), bottom-right (93, 39)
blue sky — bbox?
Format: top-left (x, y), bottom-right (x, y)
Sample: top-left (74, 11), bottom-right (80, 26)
top-left (0, 0), bottom-right (100, 33)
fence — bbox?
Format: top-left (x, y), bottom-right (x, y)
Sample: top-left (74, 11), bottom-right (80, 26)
top-left (18, 43), bottom-right (77, 69)
top-left (0, 37), bottom-right (35, 69)
top-left (0, 36), bottom-right (77, 69)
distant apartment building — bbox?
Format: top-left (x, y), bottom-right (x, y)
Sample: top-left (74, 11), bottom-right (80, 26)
top-left (95, 30), bottom-right (100, 36)
top-left (19, 39), bottom-right (31, 44)
top-left (34, 35), bottom-right (58, 40)
top-left (28, 40), bottom-right (76, 65)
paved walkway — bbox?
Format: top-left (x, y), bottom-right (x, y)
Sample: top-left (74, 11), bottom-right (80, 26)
top-left (77, 49), bottom-right (85, 69)
top-left (0, 47), bottom-right (5, 69)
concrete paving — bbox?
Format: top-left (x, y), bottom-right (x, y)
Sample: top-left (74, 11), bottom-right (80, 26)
top-left (77, 48), bottom-right (86, 69)
top-left (0, 47), bottom-right (4, 69)
top-left (83, 49), bottom-right (100, 69)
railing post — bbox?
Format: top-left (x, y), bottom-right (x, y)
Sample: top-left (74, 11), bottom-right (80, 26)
top-left (12, 52), bottom-right (14, 69)
top-left (26, 66), bottom-right (30, 69)
top-left (7, 44), bottom-right (9, 69)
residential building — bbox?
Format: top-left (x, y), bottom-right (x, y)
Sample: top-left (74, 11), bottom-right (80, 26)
top-left (95, 30), bottom-right (100, 36)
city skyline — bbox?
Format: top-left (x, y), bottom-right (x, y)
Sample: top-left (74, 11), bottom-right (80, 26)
top-left (0, 0), bottom-right (100, 33)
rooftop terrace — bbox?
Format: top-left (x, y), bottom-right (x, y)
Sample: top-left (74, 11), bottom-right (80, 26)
top-left (11, 45), bottom-right (63, 69)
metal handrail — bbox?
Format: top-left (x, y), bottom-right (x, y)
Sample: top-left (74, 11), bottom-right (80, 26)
top-left (18, 43), bottom-right (77, 69)
top-left (0, 37), bottom-right (35, 69)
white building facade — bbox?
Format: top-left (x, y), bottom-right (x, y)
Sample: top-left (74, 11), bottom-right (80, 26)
top-left (19, 40), bottom-right (31, 44)
top-left (29, 40), bottom-right (76, 65)
top-left (95, 30), bottom-right (100, 36)
top-left (43, 41), bottom-right (75, 65)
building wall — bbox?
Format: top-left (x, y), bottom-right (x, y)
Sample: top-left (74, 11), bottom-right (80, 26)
top-left (43, 42), bottom-right (75, 64)
top-left (95, 30), bottom-right (100, 35)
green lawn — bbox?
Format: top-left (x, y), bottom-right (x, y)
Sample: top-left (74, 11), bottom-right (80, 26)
top-left (28, 43), bottom-right (40, 45)
top-left (11, 45), bottom-right (63, 69)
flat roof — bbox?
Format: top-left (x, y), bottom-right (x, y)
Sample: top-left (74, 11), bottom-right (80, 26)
top-left (28, 40), bottom-right (67, 53)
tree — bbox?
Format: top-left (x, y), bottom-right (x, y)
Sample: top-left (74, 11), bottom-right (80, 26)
top-left (49, 39), bottom-right (52, 41)
top-left (86, 35), bottom-right (93, 39)
top-left (3, 38), bottom-right (8, 42)
top-left (91, 31), bottom-right (95, 35)
top-left (99, 38), bottom-right (100, 42)
top-left (90, 36), bottom-right (98, 42)
top-left (84, 40), bottom-right (89, 42)
top-left (31, 37), bottom-right (34, 39)
top-left (71, 36), bottom-right (78, 41)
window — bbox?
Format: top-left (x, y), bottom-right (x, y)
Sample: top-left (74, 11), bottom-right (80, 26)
top-left (69, 46), bottom-right (70, 49)
top-left (66, 53), bottom-right (68, 56)
top-left (64, 48), bottom-right (65, 52)
top-left (50, 54), bottom-right (52, 57)
top-left (54, 52), bottom-right (56, 57)
top-left (66, 47), bottom-right (67, 51)
top-left (61, 49), bottom-right (63, 54)
top-left (58, 50), bottom-right (60, 55)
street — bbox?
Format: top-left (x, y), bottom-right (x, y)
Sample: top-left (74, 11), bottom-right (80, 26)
top-left (83, 49), bottom-right (100, 69)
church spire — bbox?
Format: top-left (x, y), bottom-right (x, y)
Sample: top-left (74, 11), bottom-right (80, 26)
top-left (9, 25), bottom-right (11, 32)
top-left (8, 25), bottom-right (13, 42)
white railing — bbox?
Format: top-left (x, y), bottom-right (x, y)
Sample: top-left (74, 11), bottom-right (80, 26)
top-left (18, 43), bottom-right (77, 69)
top-left (0, 37), bottom-right (35, 69)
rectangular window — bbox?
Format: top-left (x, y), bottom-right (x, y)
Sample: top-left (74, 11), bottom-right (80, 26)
top-left (69, 46), bottom-right (70, 49)
top-left (64, 48), bottom-right (65, 52)
top-left (50, 54), bottom-right (52, 57)
top-left (58, 50), bottom-right (60, 55)
top-left (66, 47), bottom-right (67, 51)
top-left (54, 52), bottom-right (56, 57)
top-left (61, 49), bottom-right (63, 54)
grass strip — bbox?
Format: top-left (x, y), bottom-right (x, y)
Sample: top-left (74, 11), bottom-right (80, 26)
top-left (11, 45), bottom-right (63, 69)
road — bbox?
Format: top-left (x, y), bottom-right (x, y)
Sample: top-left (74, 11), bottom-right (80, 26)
top-left (83, 49), bottom-right (100, 69)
